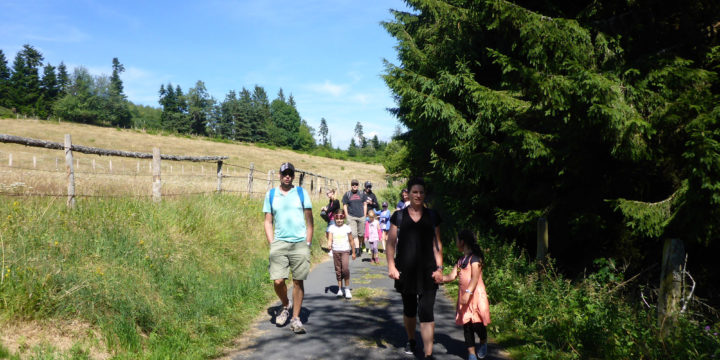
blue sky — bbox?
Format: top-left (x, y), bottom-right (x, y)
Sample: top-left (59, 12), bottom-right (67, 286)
top-left (0, 0), bottom-right (412, 148)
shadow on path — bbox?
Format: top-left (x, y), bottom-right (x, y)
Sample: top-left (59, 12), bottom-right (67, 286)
top-left (227, 252), bottom-right (510, 360)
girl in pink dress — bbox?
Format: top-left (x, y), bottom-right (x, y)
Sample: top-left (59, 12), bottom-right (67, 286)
top-left (442, 229), bottom-right (491, 360)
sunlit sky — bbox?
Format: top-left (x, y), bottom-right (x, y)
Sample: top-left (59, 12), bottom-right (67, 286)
top-left (0, 0), bottom-right (413, 148)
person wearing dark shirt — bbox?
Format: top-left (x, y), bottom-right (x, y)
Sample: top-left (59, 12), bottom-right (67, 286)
top-left (363, 181), bottom-right (380, 212)
top-left (386, 177), bottom-right (443, 359)
top-left (342, 179), bottom-right (366, 254)
top-left (322, 189), bottom-right (341, 248)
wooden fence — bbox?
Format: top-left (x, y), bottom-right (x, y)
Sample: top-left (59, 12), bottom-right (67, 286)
top-left (0, 133), bottom-right (379, 207)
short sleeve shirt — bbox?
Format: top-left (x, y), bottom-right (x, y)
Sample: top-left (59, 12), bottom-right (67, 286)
top-left (263, 186), bottom-right (312, 242)
top-left (390, 207), bottom-right (442, 294)
top-left (342, 190), bottom-right (366, 217)
top-left (328, 224), bottom-right (352, 251)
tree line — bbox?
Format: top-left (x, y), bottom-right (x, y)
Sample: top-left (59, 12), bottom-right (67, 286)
top-left (0, 44), bottom-right (391, 160)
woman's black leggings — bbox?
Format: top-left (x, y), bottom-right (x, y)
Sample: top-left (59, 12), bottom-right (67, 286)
top-left (401, 289), bottom-right (437, 322)
top-left (463, 322), bottom-right (487, 347)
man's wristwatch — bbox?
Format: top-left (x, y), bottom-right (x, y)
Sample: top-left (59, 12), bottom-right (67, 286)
top-left (465, 289), bottom-right (473, 294)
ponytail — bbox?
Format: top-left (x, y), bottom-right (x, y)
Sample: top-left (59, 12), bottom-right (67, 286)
top-left (458, 229), bottom-right (484, 267)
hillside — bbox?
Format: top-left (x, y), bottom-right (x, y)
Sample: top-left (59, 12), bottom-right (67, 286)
top-left (0, 118), bottom-right (389, 197)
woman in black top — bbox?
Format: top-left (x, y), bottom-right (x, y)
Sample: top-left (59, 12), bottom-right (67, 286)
top-left (322, 189), bottom-right (341, 246)
top-left (386, 177), bottom-right (443, 359)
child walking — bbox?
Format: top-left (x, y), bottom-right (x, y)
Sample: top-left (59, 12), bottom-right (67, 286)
top-left (327, 210), bottom-right (355, 299)
top-left (364, 209), bottom-right (382, 264)
top-left (442, 229), bottom-right (491, 360)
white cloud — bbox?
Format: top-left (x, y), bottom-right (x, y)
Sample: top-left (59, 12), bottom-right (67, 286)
top-left (307, 80), bottom-right (347, 97)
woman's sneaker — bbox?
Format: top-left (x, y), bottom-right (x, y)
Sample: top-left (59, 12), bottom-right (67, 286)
top-left (336, 288), bottom-right (344, 297)
top-left (404, 340), bottom-right (416, 354)
top-left (289, 317), bottom-right (306, 334)
top-left (275, 307), bottom-right (289, 327)
top-left (344, 288), bottom-right (352, 299)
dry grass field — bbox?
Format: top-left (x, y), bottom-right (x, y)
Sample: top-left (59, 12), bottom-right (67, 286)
top-left (0, 118), bottom-right (388, 198)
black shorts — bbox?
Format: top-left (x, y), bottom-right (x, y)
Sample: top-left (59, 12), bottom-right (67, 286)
top-left (401, 289), bottom-right (437, 322)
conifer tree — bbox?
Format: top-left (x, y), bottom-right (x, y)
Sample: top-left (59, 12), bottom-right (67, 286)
top-left (251, 85), bottom-right (271, 142)
top-left (57, 62), bottom-right (69, 94)
top-left (383, 0), bottom-right (720, 275)
top-left (0, 50), bottom-right (10, 108)
top-left (9, 44), bottom-right (43, 115)
top-left (187, 80), bottom-right (213, 135)
top-left (37, 63), bottom-right (58, 118)
top-left (319, 117), bottom-right (329, 147)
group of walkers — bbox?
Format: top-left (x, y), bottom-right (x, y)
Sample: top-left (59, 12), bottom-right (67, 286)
top-left (263, 162), bottom-right (491, 360)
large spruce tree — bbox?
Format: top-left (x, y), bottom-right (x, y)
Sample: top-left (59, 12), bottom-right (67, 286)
top-left (383, 0), bottom-right (720, 289)
top-left (9, 44), bottom-right (43, 115)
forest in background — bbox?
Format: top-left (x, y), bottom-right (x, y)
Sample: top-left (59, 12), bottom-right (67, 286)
top-left (0, 45), bottom-right (396, 164)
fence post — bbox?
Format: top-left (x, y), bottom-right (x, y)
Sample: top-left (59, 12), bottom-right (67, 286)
top-left (152, 148), bottom-right (162, 203)
top-left (216, 161), bottom-right (223, 193)
top-left (55, 157), bottom-right (58, 170)
top-left (659, 238), bottom-right (685, 333)
top-left (7, 153), bottom-right (10, 167)
top-left (109, 160), bottom-right (113, 173)
top-left (136, 161), bottom-right (140, 174)
top-left (248, 162), bottom-right (254, 196)
top-left (33, 156), bottom-right (36, 168)
top-left (65, 134), bottom-right (75, 209)
top-left (536, 217), bottom-right (548, 261)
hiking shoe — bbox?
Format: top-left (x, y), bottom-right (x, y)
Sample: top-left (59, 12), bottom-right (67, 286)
top-left (336, 288), bottom-right (344, 297)
top-left (344, 288), bottom-right (352, 299)
top-left (289, 317), bottom-right (306, 334)
top-left (404, 340), bottom-right (416, 355)
top-left (477, 343), bottom-right (488, 359)
top-left (275, 307), bottom-right (289, 327)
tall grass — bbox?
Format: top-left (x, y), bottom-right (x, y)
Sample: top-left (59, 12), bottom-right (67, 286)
top-left (471, 235), bottom-right (720, 359)
top-left (0, 194), bottom-right (327, 359)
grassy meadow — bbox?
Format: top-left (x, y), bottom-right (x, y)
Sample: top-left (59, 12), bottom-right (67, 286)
top-left (0, 118), bottom-right (389, 359)
top-left (0, 194), bottom-right (330, 359)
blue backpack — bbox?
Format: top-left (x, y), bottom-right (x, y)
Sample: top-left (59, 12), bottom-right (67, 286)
top-left (269, 186), bottom-right (305, 214)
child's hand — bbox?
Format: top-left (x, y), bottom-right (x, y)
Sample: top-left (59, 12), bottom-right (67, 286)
top-left (352, 252), bottom-right (356, 260)
top-left (460, 291), bottom-right (471, 305)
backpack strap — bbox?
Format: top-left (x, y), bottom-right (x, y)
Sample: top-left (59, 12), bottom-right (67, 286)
top-left (270, 186), bottom-right (305, 215)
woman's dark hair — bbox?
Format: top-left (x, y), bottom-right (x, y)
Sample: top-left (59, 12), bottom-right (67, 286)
top-left (458, 229), bottom-right (484, 266)
top-left (406, 177), bottom-right (426, 191)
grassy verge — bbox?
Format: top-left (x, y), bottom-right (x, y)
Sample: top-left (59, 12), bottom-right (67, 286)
top-left (0, 194), bottom-right (327, 359)
top-left (458, 235), bottom-right (720, 359)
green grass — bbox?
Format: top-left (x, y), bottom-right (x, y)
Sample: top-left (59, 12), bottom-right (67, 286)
top-left (0, 194), bottom-right (328, 359)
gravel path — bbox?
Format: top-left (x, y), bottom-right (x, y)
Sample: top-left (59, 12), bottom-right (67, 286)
top-left (228, 251), bottom-right (510, 360)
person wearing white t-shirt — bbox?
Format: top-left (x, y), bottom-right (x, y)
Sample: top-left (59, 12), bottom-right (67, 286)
top-left (327, 210), bottom-right (356, 299)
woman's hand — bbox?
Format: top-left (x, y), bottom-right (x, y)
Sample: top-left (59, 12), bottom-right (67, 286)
top-left (352, 252), bottom-right (356, 260)
top-left (388, 265), bottom-right (400, 280)
top-left (432, 269), bottom-right (444, 283)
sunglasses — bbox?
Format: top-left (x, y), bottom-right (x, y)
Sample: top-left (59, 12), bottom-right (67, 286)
top-left (335, 215), bottom-right (345, 219)
top-left (281, 171), bottom-right (294, 177)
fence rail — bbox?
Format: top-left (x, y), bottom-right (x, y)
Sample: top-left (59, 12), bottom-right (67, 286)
top-left (0, 133), bottom-right (387, 206)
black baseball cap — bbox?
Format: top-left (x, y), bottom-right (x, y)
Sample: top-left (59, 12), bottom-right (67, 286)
top-left (280, 162), bottom-right (295, 174)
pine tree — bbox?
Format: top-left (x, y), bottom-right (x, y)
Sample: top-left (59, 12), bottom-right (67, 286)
top-left (319, 117), bottom-right (329, 147)
top-left (0, 50), bottom-right (10, 108)
top-left (57, 62), bottom-right (70, 94)
top-left (9, 44), bottom-right (44, 115)
top-left (353, 122), bottom-right (366, 148)
top-left (37, 63), bottom-right (58, 118)
top-left (187, 80), bottom-right (213, 135)
top-left (383, 0), bottom-right (720, 276)
top-left (107, 58), bottom-right (131, 127)
top-left (251, 85), bottom-right (271, 142)
top-left (288, 94), bottom-right (296, 108)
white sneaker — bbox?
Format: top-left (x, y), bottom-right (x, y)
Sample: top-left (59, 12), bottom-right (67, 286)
top-left (344, 288), bottom-right (352, 299)
top-left (336, 288), bottom-right (344, 297)
top-left (328, 250), bottom-right (333, 257)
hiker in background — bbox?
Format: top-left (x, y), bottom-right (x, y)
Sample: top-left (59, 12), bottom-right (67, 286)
top-left (263, 162), bottom-right (313, 334)
top-left (378, 202), bottom-right (391, 252)
top-left (364, 209), bottom-right (382, 264)
top-left (327, 209), bottom-right (355, 299)
top-left (386, 177), bottom-right (443, 359)
top-left (364, 181), bottom-right (380, 213)
top-left (342, 179), bottom-right (366, 255)
top-left (441, 229), bottom-right (491, 360)
top-left (321, 188), bottom-right (341, 254)
top-left (396, 188), bottom-right (410, 211)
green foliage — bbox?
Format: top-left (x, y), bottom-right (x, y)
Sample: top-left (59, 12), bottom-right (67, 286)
top-left (0, 195), bottom-right (328, 359)
top-left (466, 235), bottom-right (720, 359)
top-left (383, 0), bottom-right (720, 284)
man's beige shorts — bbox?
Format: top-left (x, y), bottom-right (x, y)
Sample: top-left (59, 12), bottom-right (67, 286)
top-left (269, 240), bottom-right (311, 280)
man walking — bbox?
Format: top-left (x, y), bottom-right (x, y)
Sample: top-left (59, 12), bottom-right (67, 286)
top-left (342, 179), bottom-right (366, 255)
top-left (263, 162), bottom-right (313, 334)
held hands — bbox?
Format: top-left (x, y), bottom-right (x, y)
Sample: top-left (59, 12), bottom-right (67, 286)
top-left (432, 268), bottom-right (444, 284)
top-left (352, 252), bottom-right (356, 260)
